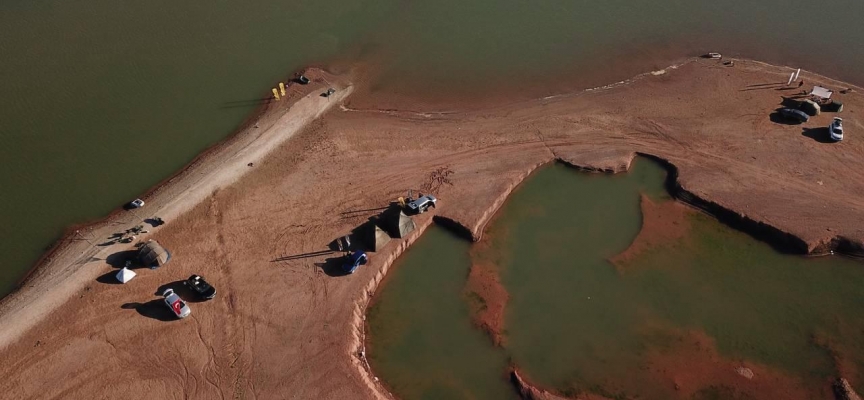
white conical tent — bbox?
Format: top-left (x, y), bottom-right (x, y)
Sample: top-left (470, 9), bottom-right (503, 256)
top-left (115, 267), bottom-right (137, 283)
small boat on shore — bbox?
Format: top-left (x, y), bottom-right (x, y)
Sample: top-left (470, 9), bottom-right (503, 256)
top-left (703, 52), bottom-right (722, 59)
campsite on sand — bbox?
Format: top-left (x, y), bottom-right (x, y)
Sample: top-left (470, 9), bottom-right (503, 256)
top-left (1, 57), bottom-right (864, 399)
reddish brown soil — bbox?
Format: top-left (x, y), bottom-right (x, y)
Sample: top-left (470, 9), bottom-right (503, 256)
top-left (1, 58), bottom-right (864, 399)
top-left (638, 328), bottom-right (828, 400)
top-left (464, 222), bottom-right (517, 346)
top-left (464, 255), bottom-right (509, 346)
top-left (812, 321), bottom-right (864, 396)
top-left (610, 195), bottom-right (694, 268)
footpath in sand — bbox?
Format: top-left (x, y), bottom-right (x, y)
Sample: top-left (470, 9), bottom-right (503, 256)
top-left (1, 58), bottom-right (864, 399)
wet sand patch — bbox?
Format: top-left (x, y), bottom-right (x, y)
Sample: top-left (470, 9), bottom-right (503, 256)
top-left (812, 321), bottom-right (864, 397)
top-left (465, 228), bottom-right (511, 346)
top-left (544, 323), bottom-right (828, 400)
top-left (637, 327), bottom-right (826, 400)
top-left (610, 194), bottom-right (694, 269)
top-left (465, 260), bottom-right (509, 346)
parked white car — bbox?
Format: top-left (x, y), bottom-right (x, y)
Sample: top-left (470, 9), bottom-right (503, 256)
top-left (407, 195), bottom-right (437, 214)
top-left (162, 288), bottom-right (191, 319)
top-left (830, 117), bottom-right (844, 142)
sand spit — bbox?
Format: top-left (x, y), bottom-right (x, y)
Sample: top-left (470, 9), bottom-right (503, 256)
top-left (465, 233), bottom-right (510, 346)
top-left (610, 194), bottom-right (694, 268)
top-left (0, 68), bottom-right (351, 350)
top-left (2, 58), bottom-right (864, 399)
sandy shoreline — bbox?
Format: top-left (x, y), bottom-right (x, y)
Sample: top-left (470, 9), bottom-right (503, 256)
top-left (0, 68), bottom-right (352, 350)
top-left (2, 57), bottom-right (864, 399)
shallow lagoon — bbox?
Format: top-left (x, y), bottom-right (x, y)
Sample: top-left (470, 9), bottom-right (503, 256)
top-left (368, 159), bottom-right (864, 399)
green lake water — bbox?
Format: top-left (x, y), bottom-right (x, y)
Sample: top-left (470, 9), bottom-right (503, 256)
top-left (368, 160), bottom-right (864, 399)
top-left (367, 227), bottom-right (517, 400)
top-left (3, 1), bottom-right (864, 293)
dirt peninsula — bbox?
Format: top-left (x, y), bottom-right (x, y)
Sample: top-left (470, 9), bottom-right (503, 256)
top-left (0, 58), bottom-right (863, 399)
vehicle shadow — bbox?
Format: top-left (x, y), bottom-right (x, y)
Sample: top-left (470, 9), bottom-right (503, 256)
top-left (769, 111), bottom-right (804, 125)
top-left (802, 127), bottom-right (835, 143)
top-left (155, 280), bottom-right (206, 303)
top-left (316, 256), bottom-right (349, 277)
top-left (120, 300), bottom-right (176, 322)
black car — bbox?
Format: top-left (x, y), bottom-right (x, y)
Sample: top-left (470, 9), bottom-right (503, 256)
top-left (778, 108), bottom-right (809, 123)
top-left (185, 275), bottom-right (216, 300)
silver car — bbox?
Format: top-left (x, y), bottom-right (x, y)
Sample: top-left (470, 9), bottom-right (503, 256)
top-left (162, 288), bottom-right (191, 319)
top-left (407, 195), bottom-right (437, 214)
top-left (830, 117), bottom-right (844, 141)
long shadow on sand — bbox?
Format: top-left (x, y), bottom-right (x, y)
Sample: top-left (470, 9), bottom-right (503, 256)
top-left (106, 249), bottom-right (139, 268)
top-left (219, 98), bottom-right (271, 109)
top-left (802, 127), bottom-right (835, 144)
top-left (272, 250), bottom-right (336, 262)
top-left (96, 271), bottom-right (123, 285)
top-left (739, 82), bottom-right (785, 91)
top-left (121, 300), bottom-right (176, 322)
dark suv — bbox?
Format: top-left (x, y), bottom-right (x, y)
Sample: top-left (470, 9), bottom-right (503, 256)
top-left (185, 275), bottom-right (216, 300)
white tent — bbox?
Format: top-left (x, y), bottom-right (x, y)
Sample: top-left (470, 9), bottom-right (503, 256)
top-left (115, 267), bottom-right (137, 284)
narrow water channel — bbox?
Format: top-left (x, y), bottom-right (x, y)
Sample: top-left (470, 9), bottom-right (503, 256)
top-left (367, 159), bottom-right (864, 399)
top-left (366, 227), bottom-right (518, 400)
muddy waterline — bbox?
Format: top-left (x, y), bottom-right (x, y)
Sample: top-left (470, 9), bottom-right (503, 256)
top-left (367, 159), bottom-right (864, 399)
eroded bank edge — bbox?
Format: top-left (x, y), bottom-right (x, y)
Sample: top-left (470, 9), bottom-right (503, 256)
top-left (355, 152), bottom-right (864, 400)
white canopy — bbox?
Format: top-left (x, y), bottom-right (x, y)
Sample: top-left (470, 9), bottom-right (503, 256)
top-left (115, 267), bottom-right (137, 283)
top-left (811, 86), bottom-right (833, 99)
